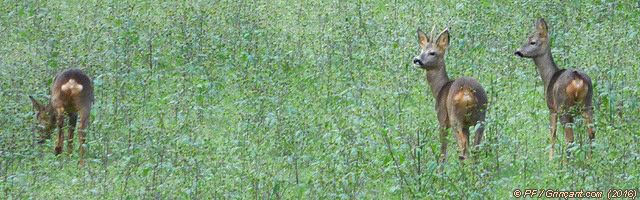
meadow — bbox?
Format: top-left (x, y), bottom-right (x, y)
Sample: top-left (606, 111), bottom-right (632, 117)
top-left (1, 0), bottom-right (639, 199)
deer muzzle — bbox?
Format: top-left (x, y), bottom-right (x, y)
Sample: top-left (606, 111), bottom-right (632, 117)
top-left (514, 51), bottom-right (523, 57)
top-left (413, 58), bottom-right (423, 66)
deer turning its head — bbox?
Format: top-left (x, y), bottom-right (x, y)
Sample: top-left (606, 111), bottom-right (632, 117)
top-left (515, 18), bottom-right (595, 161)
top-left (29, 69), bottom-right (94, 166)
top-left (413, 27), bottom-right (488, 171)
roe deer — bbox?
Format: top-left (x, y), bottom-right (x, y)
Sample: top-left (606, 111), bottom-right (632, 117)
top-left (412, 27), bottom-right (487, 170)
top-left (515, 18), bottom-right (594, 161)
top-left (29, 68), bottom-right (94, 166)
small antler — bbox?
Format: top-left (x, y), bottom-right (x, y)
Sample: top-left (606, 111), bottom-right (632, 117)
top-left (442, 27), bottom-right (449, 34)
top-left (430, 24), bottom-right (436, 41)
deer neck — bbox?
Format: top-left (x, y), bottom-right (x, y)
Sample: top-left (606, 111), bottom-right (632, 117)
top-left (532, 47), bottom-right (559, 89)
top-left (425, 65), bottom-right (451, 98)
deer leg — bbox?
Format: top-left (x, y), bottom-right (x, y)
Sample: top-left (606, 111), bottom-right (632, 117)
top-left (472, 122), bottom-right (484, 147)
top-left (455, 127), bottom-right (469, 161)
top-left (54, 108), bottom-right (65, 155)
top-left (549, 112), bottom-right (557, 161)
top-left (438, 128), bottom-right (448, 173)
top-left (584, 108), bottom-right (595, 157)
top-left (462, 127), bottom-right (471, 160)
top-left (583, 109), bottom-right (595, 142)
top-left (560, 113), bottom-right (575, 160)
top-left (77, 110), bottom-right (90, 166)
top-left (470, 123), bottom-right (484, 164)
top-left (67, 113), bottom-right (78, 155)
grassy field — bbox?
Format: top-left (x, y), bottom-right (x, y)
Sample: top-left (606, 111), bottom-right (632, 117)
top-left (1, 0), bottom-right (639, 199)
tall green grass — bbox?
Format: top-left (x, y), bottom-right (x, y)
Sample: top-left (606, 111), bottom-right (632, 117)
top-left (1, 0), bottom-right (638, 199)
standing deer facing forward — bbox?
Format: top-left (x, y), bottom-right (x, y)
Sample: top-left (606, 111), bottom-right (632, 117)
top-left (29, 69), bottom-right (94, 166)
top-left (412, 27), bottom-right (487, 169)
top-left (515, 18), bottom-right (594, 161)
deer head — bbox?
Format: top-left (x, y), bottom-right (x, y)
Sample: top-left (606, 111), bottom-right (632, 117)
top-left (413, 27), bottom-right (450, 70)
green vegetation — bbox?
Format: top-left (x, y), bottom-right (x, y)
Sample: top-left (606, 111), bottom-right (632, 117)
top-left (1, 0), bottom-right (638, 199)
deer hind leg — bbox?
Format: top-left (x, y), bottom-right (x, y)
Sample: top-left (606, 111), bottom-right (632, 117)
top-left (583, 108), bottom-right (594, 142)
top-left (470, 122), bottom-right (484, 165)
top-left (463, 128), bottom-right (470, 160)
top-left (67, 113), bottom-right (78, 155)
top-left (560, 113), bottom-right (575, 160)
top-left (455, 127), bottom-right (470, 161)
top-left (438, 127), bottom-right (448, 173)
top-left (77, 110), bottom-right (90, 166)
top-left (549, 112), bottom-right (557, 161)
top-left (472, 122), bottom-right (484, 148)
top-left (583, 107), bottom-right (595, 157)
top-left (55, 108), bottom-right (65, 155)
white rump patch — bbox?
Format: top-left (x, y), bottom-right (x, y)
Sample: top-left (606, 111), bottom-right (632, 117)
top-left (61, 79), bottom-right (83, 95)
top-left (462, 94), bottom-right (473, 102)
top-left (573, 79), bottom-right (584, 89)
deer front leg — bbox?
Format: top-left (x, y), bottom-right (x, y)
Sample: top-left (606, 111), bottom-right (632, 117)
top-left (439, 127), bottom-right (448, 173)
top-left (77, 110), bottom-right (90, 166)
top-left (67, 113), bottom-right (78, 155)
top-left (549, 112), bottom-right (557, 161)
top-left (55, 108), bottom-right (65, 155)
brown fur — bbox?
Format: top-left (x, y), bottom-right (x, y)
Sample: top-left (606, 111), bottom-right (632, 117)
top-left (29, 69), bottom-right (94, 166)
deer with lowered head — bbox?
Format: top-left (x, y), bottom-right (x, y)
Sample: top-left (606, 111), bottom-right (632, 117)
top-left (29, 68), bottom-right (94, 166)
top-left (515, 18), bottom-right (594, 161)
top-left (412, 27), bottom-right (487, 169)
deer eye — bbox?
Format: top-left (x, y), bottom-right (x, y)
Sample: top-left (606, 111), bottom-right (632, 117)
top-left (529, 41), bottom-right (536, 45)
top-left (428, 52), bottom-right (435, 56)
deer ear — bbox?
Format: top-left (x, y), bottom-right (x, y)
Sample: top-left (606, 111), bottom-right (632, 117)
top-left (436, 28), bottom-right (450, 50)
top-left (536, 18), bottom-right (548, 38)
top-left (29, 96), bottom-right (43, 111)
top-left (417, 29), bottom-right (429, 48)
